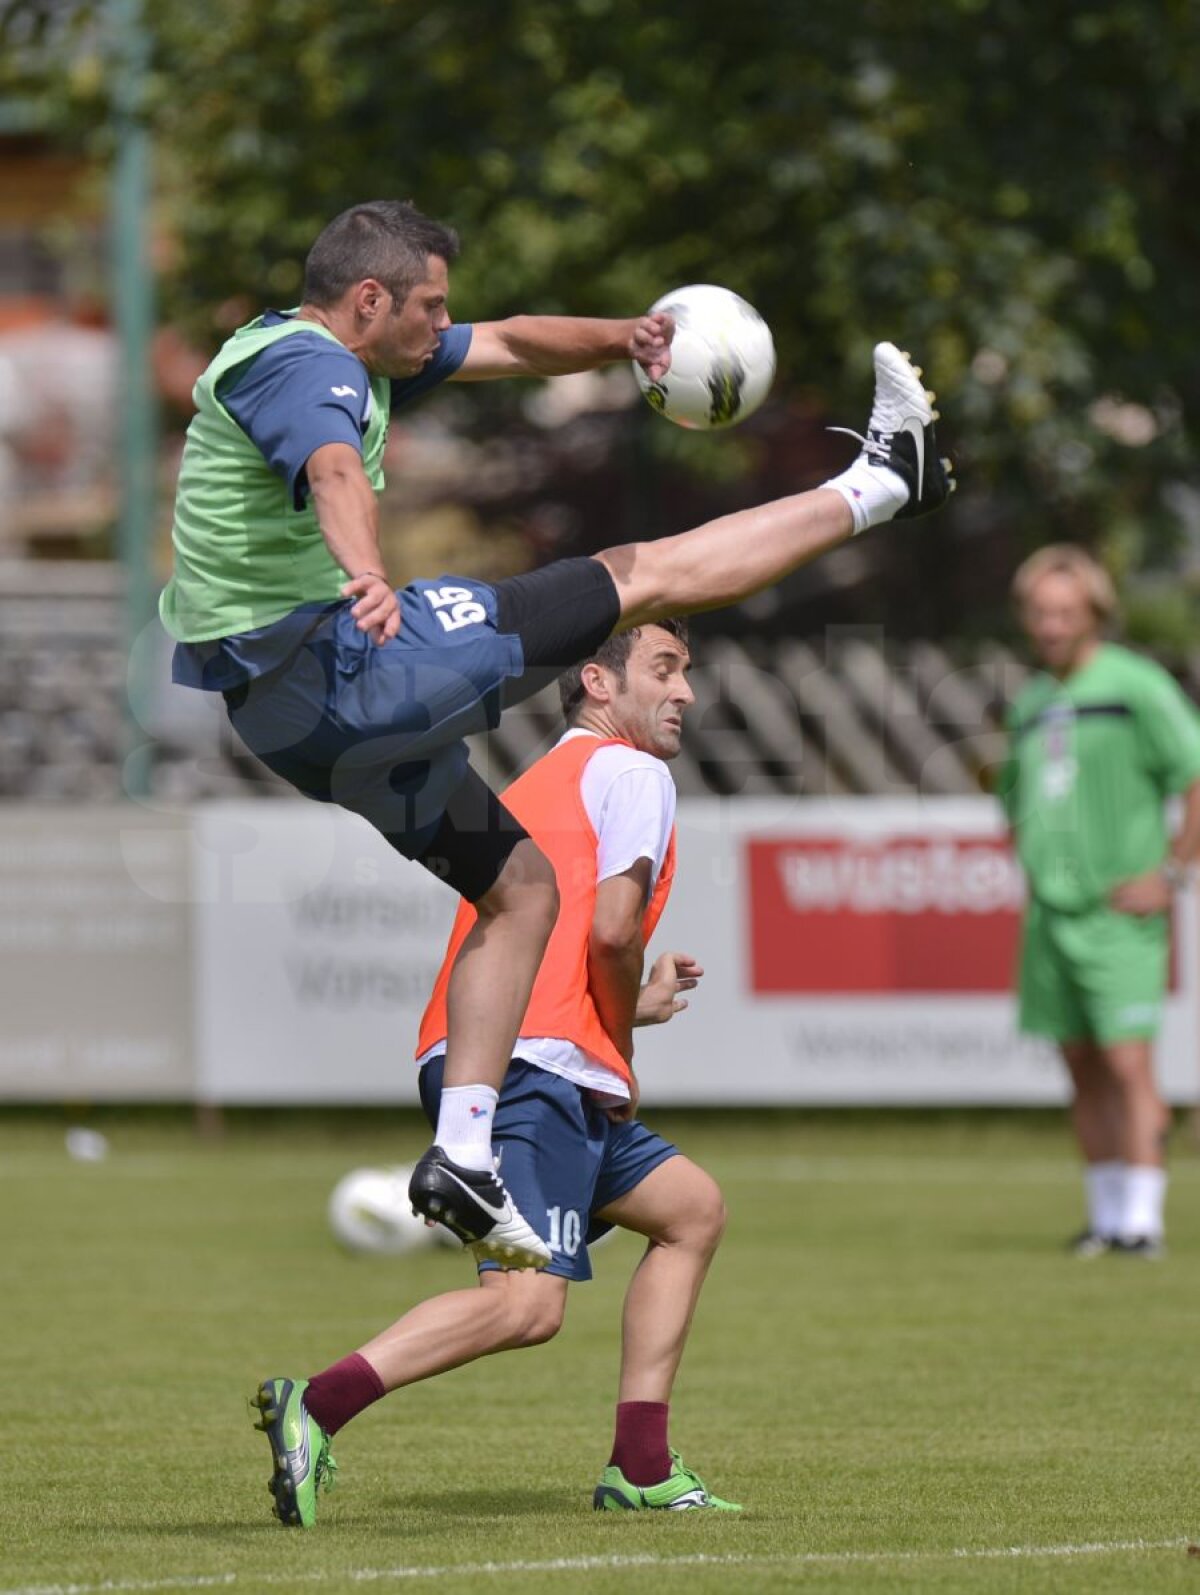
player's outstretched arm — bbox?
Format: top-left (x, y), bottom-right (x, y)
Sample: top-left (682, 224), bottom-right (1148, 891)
top-left (453, 313), bottom-right (673, 382)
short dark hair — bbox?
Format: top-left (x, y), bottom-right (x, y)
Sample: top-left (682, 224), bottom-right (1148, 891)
top-left (558, 618), bottom-right (690, 723)
top-left (302, 201), bottom-right (460, 308)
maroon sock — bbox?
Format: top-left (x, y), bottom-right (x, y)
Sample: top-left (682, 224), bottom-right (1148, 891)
top-left (304, 1353), bottom-right (386, 1437)
top-left (609, 1401), bottom-right (671, 1487)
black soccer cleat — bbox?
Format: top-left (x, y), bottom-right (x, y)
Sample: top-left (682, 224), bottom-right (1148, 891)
top-left (408, 1145), bottom-right (551, 1270)
top-left (1112, 1234), bottom-right (1165, 1260)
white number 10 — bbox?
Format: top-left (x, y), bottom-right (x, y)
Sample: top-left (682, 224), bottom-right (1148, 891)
top-left (546, 1205), bottom-right (582, 1256)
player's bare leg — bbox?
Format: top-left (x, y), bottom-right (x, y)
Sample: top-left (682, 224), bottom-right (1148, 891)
top-left (597, 343), bottom-right (953, 631)
top-left (1101, 1039), bottom-right (1167, 1168)
top-left (1062, 1040), bottom-right (1121, 1165)
top-left (442, 840), bottom-right (559, 1097)
top-left (355, 1270), bottom-right (568, 1390)
top-left (597, 1157), bottom-right (727, 1403)
top-left (1061, 1038), bottom-right (1168, 1256)
top-left (1061, 1039), bottom-right (1122, 1255)
top-left (409, 838), bottom-right (558, 1269)
top-left (600, 489), bottom-right (852, 628)
top-left (254, 1271), bottom-right (568, 1525)
top-left (1100, 1037), bottom-right (1168, 1255)
top-left (591, 1157), bottom-right (738, 1511)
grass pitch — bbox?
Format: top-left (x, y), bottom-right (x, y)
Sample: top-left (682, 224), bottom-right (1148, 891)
top-left (2, 1109), bottom-right (1200, 1594)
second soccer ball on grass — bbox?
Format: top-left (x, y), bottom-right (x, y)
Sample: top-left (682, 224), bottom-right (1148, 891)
top-left (634, 283), bottom-right (775, 430)
top-left (329, 1165), bottom-right (460, 1255)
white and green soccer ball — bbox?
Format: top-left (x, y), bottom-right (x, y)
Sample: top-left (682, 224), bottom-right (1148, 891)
top-left (328, 1164), bottom-right (459, 1255)
top-left (634, 283), bottom-right (776, 430)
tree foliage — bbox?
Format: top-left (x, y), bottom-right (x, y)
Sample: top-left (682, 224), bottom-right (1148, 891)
top-left (5, 0), bottom-right (1200, 636)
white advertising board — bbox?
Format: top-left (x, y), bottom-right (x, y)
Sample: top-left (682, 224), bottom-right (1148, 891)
top-left (638, 798), bottom-right (1199, 1105)
top-left (1, 799), bottom-right (1194, 1106)
top-left (0, 806), bottom-right (193, 1099)
top-left (192, 803), bottom-right (455, 1103)
top-left (191, 797), bottom-right (1199, 1107)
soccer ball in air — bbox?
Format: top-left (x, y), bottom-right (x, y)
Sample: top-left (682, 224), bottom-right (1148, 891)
top-left (634, 283), bottom-right (775, 430)
top-left (328, 1165), bottom-right (457, 1255)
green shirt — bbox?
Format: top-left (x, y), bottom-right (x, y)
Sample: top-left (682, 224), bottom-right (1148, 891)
top-left (999, 643), bottom-right (1200, 911)
top-left (159, 315), bottom-right (390, 642)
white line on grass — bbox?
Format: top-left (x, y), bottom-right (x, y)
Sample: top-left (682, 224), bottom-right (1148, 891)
top-left (723, 1155), bottom-right (1200, 1186)
top-left (1, 1538), bottom-right (1188, 1595)
top-left (718, 1155), bottom-right (1078, 1185)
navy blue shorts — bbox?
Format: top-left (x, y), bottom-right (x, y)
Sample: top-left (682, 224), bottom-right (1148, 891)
top-left (202, 560), bottom-right (620, 900)
top-left (223, 575), bottom-right (521, 844)
top-left (418, 1055), bottom-right (678, 1282)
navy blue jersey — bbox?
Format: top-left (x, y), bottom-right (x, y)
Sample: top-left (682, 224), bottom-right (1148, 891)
top-left (173, 314), bottom-right (473, 687)
top-left (220, 311), bottom-right (473, 506)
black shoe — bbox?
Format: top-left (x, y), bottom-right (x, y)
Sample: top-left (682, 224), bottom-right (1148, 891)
top-left (1066, 1229), bottom-right (1113, 1258)
top-left (1112, 1234), bottom-right (1166, 1260)
top-left (408, 1145), bottom-right (551, 1270)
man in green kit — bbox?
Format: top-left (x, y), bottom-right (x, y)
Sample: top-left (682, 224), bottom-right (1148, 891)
top-left (1000, 544), bottom-right (1200, 1257)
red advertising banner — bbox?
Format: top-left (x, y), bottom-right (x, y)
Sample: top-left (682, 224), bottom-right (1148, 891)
top-left (747, 836), bottom-right (1023, 994)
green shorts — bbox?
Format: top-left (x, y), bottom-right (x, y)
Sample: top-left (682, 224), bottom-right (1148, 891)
top-left (1017, 898), bottom-right (1169, 1044)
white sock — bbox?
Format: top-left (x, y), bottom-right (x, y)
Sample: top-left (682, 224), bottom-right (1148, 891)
top-left (1085, 1161), bottom-right (1126, 1238)
top-left (434, 1084), bottom-right (498, 1172)
top-left (822, 456), bottom-right (910, 534)
top-left (1120, 1165), bottom-right (1167, 1241)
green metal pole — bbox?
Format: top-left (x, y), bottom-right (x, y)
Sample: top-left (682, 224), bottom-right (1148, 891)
top-left (110, 0), bottom-right (157, 800)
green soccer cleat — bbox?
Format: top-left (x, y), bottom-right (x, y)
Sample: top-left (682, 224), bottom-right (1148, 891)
top-left (250, 1376), bottom-right (337, 1528)
top-left (593, 1450), bottom-right (742, 1512)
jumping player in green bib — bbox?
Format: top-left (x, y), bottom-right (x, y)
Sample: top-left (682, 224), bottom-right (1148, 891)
top-left (160, 197), bottom-right (953, 1287)
top-left (160, 198), bottom-right (957, 1528)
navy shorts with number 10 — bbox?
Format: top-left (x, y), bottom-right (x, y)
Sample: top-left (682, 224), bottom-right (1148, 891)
top-left (418, 1056), bottom-right (678, 1282)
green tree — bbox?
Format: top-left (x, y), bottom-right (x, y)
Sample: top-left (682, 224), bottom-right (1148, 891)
top-left (5, 0), bottom-right (1199, 638)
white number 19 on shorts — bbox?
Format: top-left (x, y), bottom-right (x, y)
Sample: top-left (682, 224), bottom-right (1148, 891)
top-left (424, 585), bottom-right (487, 632)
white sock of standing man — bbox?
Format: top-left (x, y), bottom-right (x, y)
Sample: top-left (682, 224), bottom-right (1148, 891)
top-left (1085, 1160), bottom-right (1125, 1241)
top-left (1119, 1163), bottom-right (1167, 1243)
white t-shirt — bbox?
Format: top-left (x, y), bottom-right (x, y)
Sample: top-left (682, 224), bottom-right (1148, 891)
top-left (417, 728), bottom-right (677, 1100)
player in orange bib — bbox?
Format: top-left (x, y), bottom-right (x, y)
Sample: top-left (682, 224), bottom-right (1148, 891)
top-left (255, 621), bottom-right (744, 1519)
